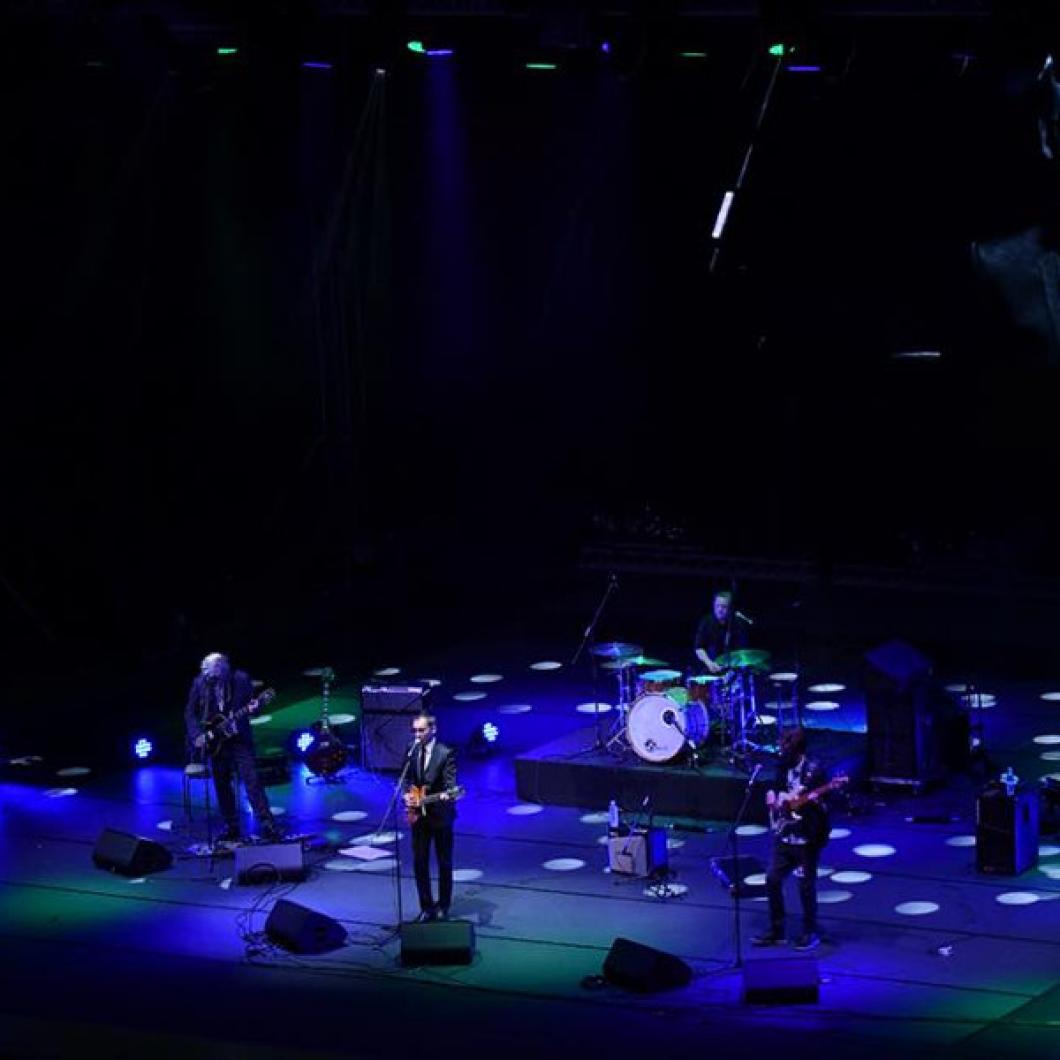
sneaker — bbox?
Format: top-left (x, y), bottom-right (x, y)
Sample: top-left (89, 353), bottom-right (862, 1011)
top-left (261, 824), bottom-right (285, 844)
top-left (751, 931), bottom-right (786, 947)
top-left (435, 908), bottom-right (450, 921)
top-left (218, 825), bottom-right (241, 843)
top-left (415, 908), bottom-right (437, 923)
top-left (793, 933), bottom-right (820, 952)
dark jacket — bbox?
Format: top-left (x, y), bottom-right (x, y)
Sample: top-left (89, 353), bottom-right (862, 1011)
top-left (404, 740), bottom-right (458, 826)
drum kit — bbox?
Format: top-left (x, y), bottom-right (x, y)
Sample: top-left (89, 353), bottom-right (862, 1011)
top-left (592, 641), bottom-right (774, 768)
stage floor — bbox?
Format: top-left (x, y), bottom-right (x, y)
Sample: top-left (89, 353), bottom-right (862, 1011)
top-left (3, 627), bottom-right (1060, 1059)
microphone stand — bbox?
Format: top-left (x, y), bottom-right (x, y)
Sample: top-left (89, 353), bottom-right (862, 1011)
top-left (715, 761), bottom-right (764, 970)
top-left (376, 744), bottom-right (416, 930)
top-left (570, 575), bottom-right (620, 756)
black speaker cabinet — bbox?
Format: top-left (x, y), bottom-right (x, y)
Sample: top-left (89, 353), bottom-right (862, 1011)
top-left (602, 937), bottom-right (692, 993)
top-left (234, 841), bottom-right (307, 884)
top-left (361, 684), bottom-right (431, 770)
top-left (92, 828), bottom-right (173, 877)
top-left (265, 899), bottom-right (347, 954)
top-left (743, 958), bottom-right (819, 1004)
top-left (864, 639), bottom-right (947, 786)
top-left (976, 785), bottom-right (1039, 875)
top-left (608, 828), bottom-right (668, 877)
top-left (400, 919), bottom-right (475, 966)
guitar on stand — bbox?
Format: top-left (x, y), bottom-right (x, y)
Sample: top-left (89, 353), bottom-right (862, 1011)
top-left (302, 667), bottom-right (349, 783)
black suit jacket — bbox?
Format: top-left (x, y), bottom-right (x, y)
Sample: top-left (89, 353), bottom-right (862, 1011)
top-left (184, 669), bottom-right (255, 746)
top-left (405, 740), bottom-right (458, 826)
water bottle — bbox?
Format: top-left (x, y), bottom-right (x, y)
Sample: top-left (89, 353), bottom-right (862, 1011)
top-left (608, 799), bottom-right (620, 832)
top-left (1000, 766), bottom-right (1018, 797)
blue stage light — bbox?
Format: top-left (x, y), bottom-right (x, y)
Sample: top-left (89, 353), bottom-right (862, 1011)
top-left (482, 722), bottom-right (499, 744)
top-left (133, 737), bottom-right (153, 760)
top-left (296, 732), bottom-right (316, 754)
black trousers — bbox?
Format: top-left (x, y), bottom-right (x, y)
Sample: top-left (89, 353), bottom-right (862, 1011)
top-left (765, 839), bottom-right (820, 936)
top-left (411, 817), bottom-right (454, 913)
top-left (210, 739), bottom-right (273, 832)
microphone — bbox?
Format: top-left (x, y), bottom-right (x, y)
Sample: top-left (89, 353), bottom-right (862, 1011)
top-left (735, 610), bottom-right (754, 625)
top-left (662, 709), bottom-right (676, 725)
top-left (407, 740), bottom-right (419, 758)
top-left (609, 572), bottom-right (619, 587)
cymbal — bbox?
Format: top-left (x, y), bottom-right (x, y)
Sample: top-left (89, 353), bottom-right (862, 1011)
top-left (688, 674), bottom-right (723, 685)
top-left (303, 666), bottom-right (336, 680)
top-left (716, 649), bottom-right (771, 670)
top-left (622, 655), bottom-right (667, 668)
top-left (591, 641), bottom-right (642, 659)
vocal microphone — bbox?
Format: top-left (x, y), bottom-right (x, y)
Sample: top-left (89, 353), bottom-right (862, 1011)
top-left (407, 741), bottom-right (419, 758)
top-left (735, 610), bottom-right (754, 625)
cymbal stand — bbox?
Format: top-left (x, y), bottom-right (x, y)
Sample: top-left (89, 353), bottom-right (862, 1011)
top-left (728, 668), bottom-right (765, 769)
top-left (570, 574), bottom-right (620, 756)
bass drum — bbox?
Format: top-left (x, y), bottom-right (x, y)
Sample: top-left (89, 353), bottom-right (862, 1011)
top-left (627, 694), bottom-right (709, 764)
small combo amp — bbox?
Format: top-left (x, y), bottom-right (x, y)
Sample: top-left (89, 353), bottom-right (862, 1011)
top-left (234, 841), bottom-right (307, 884)
top-left (361, 683), bottom-right (432, 771)
top-left (607, 827), bottom-right (668, 877)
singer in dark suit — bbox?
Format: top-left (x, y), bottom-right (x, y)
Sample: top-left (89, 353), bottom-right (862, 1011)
top-left (184, 652), bottom-right (279, 843)
top-left (402, 713), bottom-right (458, 922)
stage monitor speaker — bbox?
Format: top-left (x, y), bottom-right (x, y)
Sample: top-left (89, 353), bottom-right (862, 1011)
top-left (608, 828), bottom-right (668, 877)
top-left (743, 957), bottom-right (819, 1004)
top-left (602, 937), bottom-right (692, 993)
top-left (265, 899), bottom-right (347, 954)
top-left (400, 920), bottom-right (475, 966)
top-left (361, 684), bottom-right (431, 770)
top-left (92, 828), bottom-right (173, 877)
top-left (234, 841), bottom-right (307, 884)
top-left (976, 785), bottom-right (1040, 875)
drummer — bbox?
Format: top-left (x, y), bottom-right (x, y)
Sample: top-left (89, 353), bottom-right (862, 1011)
top-left (693, 589), bottom-right (749, 675)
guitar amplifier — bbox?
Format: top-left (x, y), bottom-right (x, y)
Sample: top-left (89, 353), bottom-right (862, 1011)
top-left (361, 683), bottom-right (432, 771)
top-left (608, 828), bottom-right (668, 877)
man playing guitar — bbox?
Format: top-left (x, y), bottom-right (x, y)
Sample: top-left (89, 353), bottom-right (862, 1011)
top-left (403, 713), bottom-right (460, 922)
top-left (752, 727), bottom-right (845, 952)
top-left (184, 652), bottom-right (281, 844)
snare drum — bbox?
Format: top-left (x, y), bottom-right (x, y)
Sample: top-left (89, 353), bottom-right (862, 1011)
top-left (687, 673), bottom-right (722, 705)
top-left (627, 694), bottom-right (710, 763)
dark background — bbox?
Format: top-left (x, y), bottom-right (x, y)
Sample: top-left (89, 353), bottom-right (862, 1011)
top-left (4, 2), bottom-right (1060, 752)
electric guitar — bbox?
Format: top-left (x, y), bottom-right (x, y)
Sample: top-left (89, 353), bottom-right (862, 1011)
top-left (404, 785), bottom-right (466, 824)
top-left (768, 775), bottom-right (848, 838)
top-left (201, 687), bottom-right (276, 756)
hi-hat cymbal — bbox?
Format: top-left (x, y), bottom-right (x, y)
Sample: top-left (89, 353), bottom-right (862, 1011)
top-left (303, 666), bottom-right (336, 679)
top-left (716, 649), bottom-right (771, 671)
top-left (590, 641), bottom-right (642, 659)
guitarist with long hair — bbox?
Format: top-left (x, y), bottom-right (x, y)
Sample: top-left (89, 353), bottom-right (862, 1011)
top-left (403, 713), bottom-right (460, 922)
top-left (184, 652), bottom-right (281, 844)
top-left (752, 727), bottom-right (844, 953)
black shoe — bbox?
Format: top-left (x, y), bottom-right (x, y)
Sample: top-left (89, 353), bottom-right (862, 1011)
top-left (751, 931), bottom-right (787, 947)
top-left (415, 909), bottom-right (436, 923)
top-left (436, 908), bottom-right (450, 921)
top-left (793, 933), bottom-right (820, 952)
top-left (261, 824), bottom-right (285, 844)
top-left (218, 825), bottom-right (241, 844)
